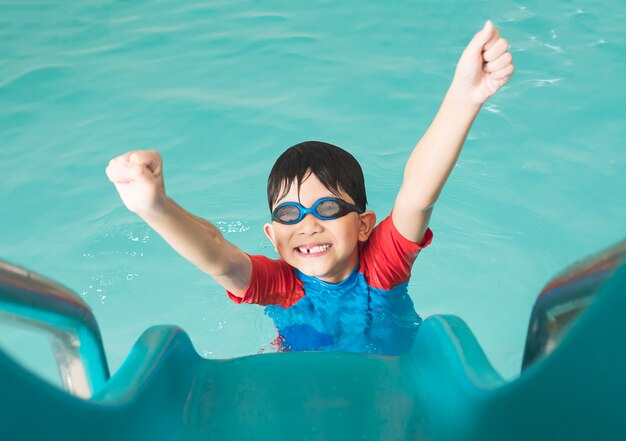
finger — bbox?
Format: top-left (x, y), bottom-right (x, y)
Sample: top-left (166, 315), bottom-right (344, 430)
top-left (485, 52), bottom-right (513, 73)
top-left (127, 150), bottom-right (155, 166)
top-left (489, 63), bottom-right (515, 80)
top-left (105, 161), bottom-right (150, 183)
top-left (106, 161), bottom-right (137, 184)
top-left (105, 161), bottom-right (131, 183)
top-left (482, 27), bottom-right (500, 52)
top-left (117, 150), bottom-right (137, 163)
top-left (465, 20), bottom-right (497, 55)
top-left (484, 38), bottom-right (509, 62)
top-left (107, 152), bottom-right (132, 168)
top-left (128, 150), bottom-right (162, 175)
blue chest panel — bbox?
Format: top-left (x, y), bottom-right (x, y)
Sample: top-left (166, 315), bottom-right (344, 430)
top-left (264, 267), bottom-right (421, 355)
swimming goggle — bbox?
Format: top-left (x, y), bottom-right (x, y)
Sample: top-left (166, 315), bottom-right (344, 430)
top-left (271, 197), bottom-right (364, 225)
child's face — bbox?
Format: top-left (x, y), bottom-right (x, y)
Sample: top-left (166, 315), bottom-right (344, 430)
top-left (264, 173), bottom-right (375, 284)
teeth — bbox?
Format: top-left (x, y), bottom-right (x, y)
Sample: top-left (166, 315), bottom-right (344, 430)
top-left (298, 244), bottom-right (331, 254)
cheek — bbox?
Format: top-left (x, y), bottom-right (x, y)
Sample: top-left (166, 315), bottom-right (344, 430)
top-left (330, 218), bottom-right (360, 245)
top-left (272, 228), bottom-right (292, 251)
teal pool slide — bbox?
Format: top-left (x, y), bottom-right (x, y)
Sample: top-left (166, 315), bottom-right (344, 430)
top-left (1, 239), bottom-right (625, 440)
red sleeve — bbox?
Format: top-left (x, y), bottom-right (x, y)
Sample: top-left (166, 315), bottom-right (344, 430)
top-left (226, 255), bottom-right (304, 308)
top-left (358, 215), bottom-right (433, 290)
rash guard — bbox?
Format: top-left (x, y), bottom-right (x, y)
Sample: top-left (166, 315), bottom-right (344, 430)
top-left (227, 215), bottom-right (433, 355)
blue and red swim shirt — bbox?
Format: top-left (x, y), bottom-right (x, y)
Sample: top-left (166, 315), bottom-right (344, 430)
top-left (227, 215), bottom-right (433, 355)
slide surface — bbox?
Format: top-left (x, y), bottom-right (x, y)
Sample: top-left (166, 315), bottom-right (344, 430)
top-left (1, 262), bottom-right (625, 440)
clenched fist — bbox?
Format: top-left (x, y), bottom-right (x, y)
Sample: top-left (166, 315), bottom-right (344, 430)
top-left (452, 20), bottom-right (515, 105)
top-left (105, 150), bottom-right (166, 216)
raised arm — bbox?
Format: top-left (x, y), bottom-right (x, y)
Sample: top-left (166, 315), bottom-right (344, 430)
top-left (393, 20), bottom-right (514, 243)
top-left (105, 150), bottom-right (251, 295)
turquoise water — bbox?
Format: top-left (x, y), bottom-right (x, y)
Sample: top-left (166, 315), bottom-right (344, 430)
top-left (1, 0), bottom-right (625, 381)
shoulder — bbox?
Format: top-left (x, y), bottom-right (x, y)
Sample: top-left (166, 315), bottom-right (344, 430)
top-left (227, 255), bottom-right (304, 307)
top-left (359, 214), bottom-right (433, 290)
top-left (363, 214), bottom-right (433, 252)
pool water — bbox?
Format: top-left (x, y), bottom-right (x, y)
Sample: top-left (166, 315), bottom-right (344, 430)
top-left (1, 0), bottom-right (625, 381)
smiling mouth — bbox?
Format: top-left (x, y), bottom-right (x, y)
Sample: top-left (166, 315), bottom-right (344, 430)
top-left (294, 243), bottom-right (332, 257)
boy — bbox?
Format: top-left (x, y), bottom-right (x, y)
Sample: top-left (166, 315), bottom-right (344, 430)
top-left (106, 21), bottom-right (513, 354)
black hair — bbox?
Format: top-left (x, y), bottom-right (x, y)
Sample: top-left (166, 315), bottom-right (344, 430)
top-left (267, 141), bottom-right (367, 211)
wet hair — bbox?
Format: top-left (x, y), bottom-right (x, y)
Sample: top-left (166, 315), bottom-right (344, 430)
top-left (267, 141), bottom-right (367, 212)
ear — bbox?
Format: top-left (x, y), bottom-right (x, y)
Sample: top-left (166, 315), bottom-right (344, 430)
top-left (263, 222), bottom-right (278, 252)
top-left (357, 210), bottom-right (377, 242)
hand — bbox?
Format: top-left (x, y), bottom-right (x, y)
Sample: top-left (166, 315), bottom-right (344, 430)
top-left (105, 150), bottom-right (166, 216)
top-left (451, 20), bottom-right (515, 105)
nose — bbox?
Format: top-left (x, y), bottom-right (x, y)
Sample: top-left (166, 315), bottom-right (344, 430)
top-left (297, 213), bottom-right (323, 235)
